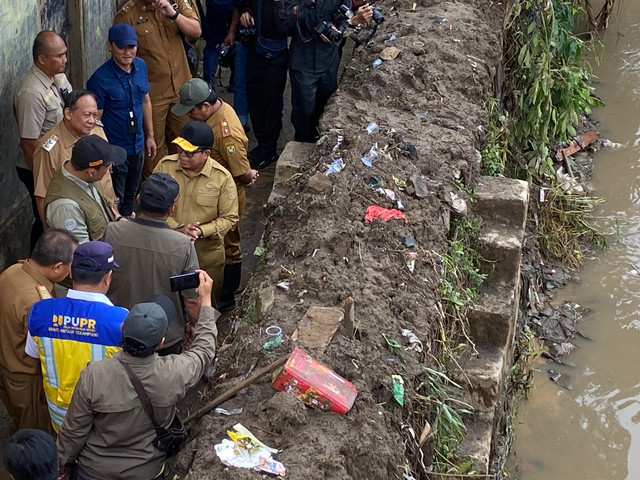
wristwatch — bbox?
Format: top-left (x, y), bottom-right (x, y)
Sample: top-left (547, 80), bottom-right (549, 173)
top-left (168, 3), bottom-right (179, 20)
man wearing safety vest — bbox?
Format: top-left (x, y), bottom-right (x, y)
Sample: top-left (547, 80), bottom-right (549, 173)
top-left (26, 240), bottom-right (128, 431)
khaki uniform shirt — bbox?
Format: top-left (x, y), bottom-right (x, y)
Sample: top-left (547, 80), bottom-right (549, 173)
top-left (46, 162), bottom-right (111, 244)
top-left (33, 121), bottom-right (116, 205)
top-left (14, 65), bottom-right (72, 169)
top-left (104, 217), bottom-right (199, 348)
top-left (57, 307), bottom-right (218, 480)
top-left (115, 0), bottom-right (199, 101)
top-left (0, 261), bottom-right (53, 376)
top-left (154, 154), bottom-right (239, 269)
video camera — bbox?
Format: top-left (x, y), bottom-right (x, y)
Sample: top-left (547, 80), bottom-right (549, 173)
top-left (239, 24), bottom-right (257, 39)
top-left (216, 43), bottom-right (237, 68)
top-left (314, 4), bottom-right (353, 44)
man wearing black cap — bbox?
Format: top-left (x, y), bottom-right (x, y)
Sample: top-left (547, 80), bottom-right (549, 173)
top-left (26, 241), bottom-right (129, 431)
top-left (87, 23), bottom-right (156, 217)
top-left (57, 271), bottom-right (217, 480)
top-left (44, 134), bottom-right (127, 243)
top-left (104, 173), bottom-right (200, 355)
top-left (154, 121), bottom-right (239, 302)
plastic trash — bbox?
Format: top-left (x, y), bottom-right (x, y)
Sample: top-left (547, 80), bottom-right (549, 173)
top-left (372, 58), bottom-right (383, 68)
top-left (386, 32), bottom-right (397, 42)
top-left (215, 407), bottom-right (243, 416)
top-left (215, 424), bottom-right (285, 476)
top-left (325, 157), bottom-right (344, 175)
top-left (368, 176), bottom-right (380, 187)
top-left (362, 145), bottom-right (379, 166)
top-left (376, 188), bottom-right (396, 201)
top-left (392, 375), bottom-right (404, 406)
top-left (276, 280), bottom-right (291, 291)
top-left (364, 205), bottom-right (408, 223)
top-left (411, 174), bottom-right (428, 198)
top-left (403, 236), bottom-right (416, 248)
top-left (396, 198), bottom-right (404, 211)
top-left (263, 325), bottom-right (283, 351)
top-left (401, 329), bottom-right (423, 353)
top-left (366, 122), bottom-right (379, 134)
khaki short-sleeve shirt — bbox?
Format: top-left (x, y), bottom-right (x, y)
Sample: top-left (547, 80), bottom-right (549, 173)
top-left (14, 65), bottom-right (72, 169)
top-left (205, 101), bottom-right (250, 181)
top-left (115, 0), bottom-right (200, 101)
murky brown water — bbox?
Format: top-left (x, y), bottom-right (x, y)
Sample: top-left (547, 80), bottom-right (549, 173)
top-left (510, 4), bottom-right (640, 479)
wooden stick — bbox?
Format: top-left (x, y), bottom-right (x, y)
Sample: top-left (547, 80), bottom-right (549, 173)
top-left (184, 355), bottom-right (288, 424)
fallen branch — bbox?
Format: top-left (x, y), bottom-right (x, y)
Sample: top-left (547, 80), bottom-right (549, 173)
top-left (184, 355), bottom-right (288, 424)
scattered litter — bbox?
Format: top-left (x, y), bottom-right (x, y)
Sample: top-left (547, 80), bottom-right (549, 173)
top-left (405, 251), bottom-right (417, 273)
top-left (366, 122), bottom-right (379, 134)
top-left (372, 58), bottom-right (383, 68)
top-left (396, 198), bottom-right (404, 211)
top-left (368, 176), bottom-right (380, 187)
top-left (324, 157), bottom-right (344, 175)
top-left (215, 407), bottom-right (243, 416)
top-left (376, 187), bottom-right (396, 201)
top-left (331, 135), bottom-right (344, 153)
top-left (385, 32), bottom-right (397, 42)
top-left (263, 325), bottom-right (283, 351)
top-left (392, 375), bottom-right (404, 406)
top-left (312, 248), bottom-right (318, 257)
top-left (362, 145), bottom-right (379, 166)
top-left (253, 246), bottom-right (266, 258)
top-left (273, 347), bottom-right (358, 414)
top-left (403, 236), bottom-right (416, 248)
top-left (412, 41), bottom-right (425, 56)
top-left (449, 192), bottom-right (467, 216)
top-left (364, 205), bottom-right (408, 223)
top-left (401, 329), bottom-right (423, 353)
top-left (601, 138), bottom-right (625, 149)
top-left (411, 174), bottom-right (428, 198)
top-left (556, 167), bottom-right (584, 195)
top-left (392, 175), bottom-right (406, 187)
top-left (380, 46), bottom-right (401, 60)
top-left (295, 306), bottom-right (343, 350)
top-left (215, 423), bottom-right (285, 476)
top-left (276, 280), bottom-right (290, 292)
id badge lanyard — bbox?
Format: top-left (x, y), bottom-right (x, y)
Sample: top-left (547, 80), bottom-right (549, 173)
top-left (111, 61), bottom-right (137, 137)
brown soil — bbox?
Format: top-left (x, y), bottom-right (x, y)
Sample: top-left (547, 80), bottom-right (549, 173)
top-left (175, 1), bottom-right (503, 478)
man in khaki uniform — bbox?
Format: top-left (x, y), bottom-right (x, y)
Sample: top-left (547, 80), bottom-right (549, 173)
top-left (45, 135), bottom-right (127, 244)
top-left (172, 78), bottom-right (257, 310)
top-left (33, 90), bottom-right (117, 225)
top-left (154, 121), bottom-right (239, 302)
top-left (0, 228), bottom-right (78, 435)
top-left (14, 31), bottom-right (73, 248)
top-left (115, 0), bottom-right (202, 178)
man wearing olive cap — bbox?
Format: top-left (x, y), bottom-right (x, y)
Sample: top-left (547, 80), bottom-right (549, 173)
top-left (104, 172), bottom-right (200, 355)
top-left (57, 271), bottom-right (218, 480)
top-left (154, 121), bottom-right (239, 302)
top-left (44, 134), bottom-right (127, 243)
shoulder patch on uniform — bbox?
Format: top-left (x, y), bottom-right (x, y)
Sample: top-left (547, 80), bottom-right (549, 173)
top-left (117, 0), bottom-right (135, 14)
top-left (36, 285), bottom-right (52, 300)
top-left (42, 135), bottom-right (59, 152)
top-left (227, 186), bottom-right (237, 199)
top-left (221, 120), bottom-right (231, 138)
top-left (225, 144), bottom-right (236, 156)
top-left (64, 218), bottom-right (77, 231)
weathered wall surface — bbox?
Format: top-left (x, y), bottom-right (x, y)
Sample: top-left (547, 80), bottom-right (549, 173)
top-left (0, 0), bottom-right (114, 270)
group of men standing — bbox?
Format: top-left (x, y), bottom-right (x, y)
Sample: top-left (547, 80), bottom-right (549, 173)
top-left (2, 0), bottom-right (377, 476)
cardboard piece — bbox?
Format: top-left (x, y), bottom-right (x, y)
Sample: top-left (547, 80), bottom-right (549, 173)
top-left (295, 306), bottom-right (344, 349)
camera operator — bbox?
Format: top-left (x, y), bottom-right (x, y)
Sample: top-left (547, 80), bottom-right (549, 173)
top-left (276, 0), bottom-right (372, 143)
top-left (236, 0), bottom-right (289, 168)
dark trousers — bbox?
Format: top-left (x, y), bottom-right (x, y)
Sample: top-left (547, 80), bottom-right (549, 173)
top-left (72, 464), bottom-right (164, 480)
top-left (112, 150), bottom-right (143, 217)
top-left (289, 63), bottom-right (338, 143)
top-left (246, 48), bottom-right (288, 158)
top-left (16, 166), bottom-right (43, 250)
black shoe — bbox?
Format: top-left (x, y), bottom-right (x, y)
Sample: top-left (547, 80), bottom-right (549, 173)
top-left (251, 153), bottom-right (278, 170)
top-left (248, 146), bottom-right (261, 160)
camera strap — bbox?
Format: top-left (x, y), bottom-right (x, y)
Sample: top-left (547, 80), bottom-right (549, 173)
top-left (293, 5), bottom-right (313, 42)
top-left (118, 358), bottom-right (161, 429)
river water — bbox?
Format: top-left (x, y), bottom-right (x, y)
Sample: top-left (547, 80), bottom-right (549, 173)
top-left (510, 4), bottom-right (640, 479)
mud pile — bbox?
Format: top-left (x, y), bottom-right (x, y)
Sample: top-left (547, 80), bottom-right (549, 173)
top-left (175, 1), bottom-right (502, 478)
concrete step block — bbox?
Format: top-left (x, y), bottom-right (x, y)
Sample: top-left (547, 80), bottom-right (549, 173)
top-left (475, 221), bottom-right (523, 285)
top-left (474, 176), bottom-right (529, 230)
top-left (457, 410), bottom-right (494, 474)
top-left (453, 344), bottom-right (507, 411)
top-left (468, 284), bottom-right (518, 348)
top-left (273, 141), bottom-right (315, 189)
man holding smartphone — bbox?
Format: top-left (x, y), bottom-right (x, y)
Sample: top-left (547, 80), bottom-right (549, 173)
top-left (104, 173), bottom-right (200, 355)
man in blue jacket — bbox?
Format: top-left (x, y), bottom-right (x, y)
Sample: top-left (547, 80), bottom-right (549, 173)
top-left (87, 23), bottom-right (156, 216)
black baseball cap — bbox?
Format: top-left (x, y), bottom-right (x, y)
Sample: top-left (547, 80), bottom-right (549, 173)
top-left (172, 121), bottom-right (214, 152)
top-left (72, 241), bottom-right (120, 272)
top-left (71, 135), bottom-right (126, 169)
top-left (122, 295), bottom-right (174, 349)
top-left (140, 173), bottom-right (179, 210)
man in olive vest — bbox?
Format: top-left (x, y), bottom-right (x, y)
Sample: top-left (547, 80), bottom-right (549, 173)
top-left (45, 135), bottom-right (126, 243)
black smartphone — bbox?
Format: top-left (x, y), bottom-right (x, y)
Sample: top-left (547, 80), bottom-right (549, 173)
top-left (169, 272), bottom-right (200, 292)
